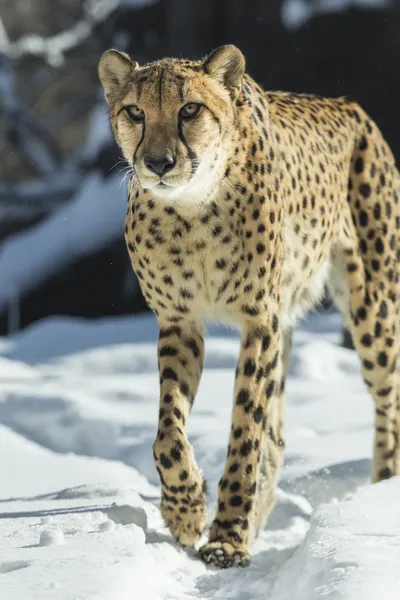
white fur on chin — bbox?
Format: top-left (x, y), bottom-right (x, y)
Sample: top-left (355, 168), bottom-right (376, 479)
top-left (145, 146), bottom-right (226, 209)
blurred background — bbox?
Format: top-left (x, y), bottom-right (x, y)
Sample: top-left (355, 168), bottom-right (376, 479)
top-left (0, 0), bottom-right (399, 339)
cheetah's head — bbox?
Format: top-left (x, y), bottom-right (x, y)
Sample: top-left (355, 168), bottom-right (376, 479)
top-left (98, 45), bottom-right (245, 204)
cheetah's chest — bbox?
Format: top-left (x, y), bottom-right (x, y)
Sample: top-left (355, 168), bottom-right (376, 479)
top-left (126, 215), bottom-right (248, 321)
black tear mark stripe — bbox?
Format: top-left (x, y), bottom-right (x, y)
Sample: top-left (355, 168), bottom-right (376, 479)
top-left (133, 120), bottom-right (146, 164)
top-left (178, 120), bottom-right (198, 176)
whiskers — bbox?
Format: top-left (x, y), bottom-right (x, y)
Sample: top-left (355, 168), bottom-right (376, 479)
top-left (219, 174), bottom-right (239, 198)
top-left (109, 158), bottom-right (138, 193)
top-left (128, 170), bottom-right (141, 194)
top-left (120, 167), bottom-right (133, 192)
top-left (108, 158), bottom-right (129, 173)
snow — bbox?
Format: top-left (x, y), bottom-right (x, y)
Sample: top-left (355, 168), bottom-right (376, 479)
top-left (272, 479), bottom-right (400, 600)
top-left (0, 172), bottom-right (127, 313)
top-left (82, 104), bottom-right (114, 162)
top-left (39, 529), bottom-right (65, 547)
top-left (282, 0), bottom-right (390, 29)
top-left (1, 309), bottom-right (400, 599)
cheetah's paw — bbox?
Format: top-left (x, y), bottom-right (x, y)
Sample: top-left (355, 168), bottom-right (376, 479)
top-left (161, 491), bottom-right (208, 547)
top-left (199, 541), bottom-right (250, 569)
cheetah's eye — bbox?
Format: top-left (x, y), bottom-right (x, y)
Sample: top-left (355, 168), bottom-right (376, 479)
top-left (179, 103), bottom-right (202, 120)
top-left (124, 105), bottom-right (145, 123)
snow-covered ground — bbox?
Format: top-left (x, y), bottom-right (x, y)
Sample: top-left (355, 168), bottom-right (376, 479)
top-left (1, 310), bottom-right (399, 599)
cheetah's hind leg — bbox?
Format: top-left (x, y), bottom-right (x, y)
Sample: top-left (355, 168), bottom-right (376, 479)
top-left (330, 128), bottom-right (400, 482)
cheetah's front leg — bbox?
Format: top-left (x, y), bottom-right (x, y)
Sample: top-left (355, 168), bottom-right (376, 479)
top-left (153, 321), bottom-right (206, 547)
top-left (200, 318), bottom-right (282, 568)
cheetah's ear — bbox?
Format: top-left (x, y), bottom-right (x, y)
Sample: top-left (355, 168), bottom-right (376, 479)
top-left (98, 50), bottom-right (139, 104)
top-left (203, 45), bottom-right (245, 100)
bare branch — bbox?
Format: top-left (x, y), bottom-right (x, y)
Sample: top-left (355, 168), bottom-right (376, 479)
top-left (0, 0), bottom-right (120, 66)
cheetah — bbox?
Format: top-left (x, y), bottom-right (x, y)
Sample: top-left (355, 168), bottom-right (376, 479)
top-left (98, 44), bottom-right (400, 568)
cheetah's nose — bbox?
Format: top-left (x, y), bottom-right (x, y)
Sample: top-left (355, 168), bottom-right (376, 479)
top-left (144, 155), bottom-right (176, 176)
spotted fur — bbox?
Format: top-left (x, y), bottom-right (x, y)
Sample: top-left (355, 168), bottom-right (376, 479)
top-left (99, 45), bottom-right (400, 568)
